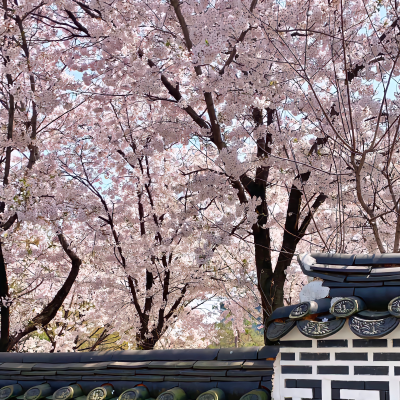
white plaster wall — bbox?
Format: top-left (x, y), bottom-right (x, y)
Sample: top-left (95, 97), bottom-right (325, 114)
top-left (272, 323), bottom-right (400, 400)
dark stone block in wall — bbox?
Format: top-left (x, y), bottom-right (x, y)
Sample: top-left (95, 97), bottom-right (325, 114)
top-left (279, 341), bottom-right (312, 348)
top-left (281, 353), bottom-right (295, 361)
top-left (317, 366), bottom-right (349, 375)
top-left (335, 353), bottom-right (368, 361)
top-left (285, 380), bottom-right (296, 388)
top-left (331, 388), bottom-right (340, 399)
top-left (394, 367), bottom-right (400, 375)
top-left (282, 366), bottom-right (312, 374)
top-left (365, 381), bottom-right (389, 390)
top-left (217, 347), bottom-right (259, 361)
top-left (354, 366), bottom-right (389, 375)
top-left (257, 347), bottom-right (280, 359)
top-left (331, 381), bottom-right (365, 389)
top-left (300, 353), bottom-right (329, 361)
top-left (216, 381), bottom-right (259, 400)
top-left (178, 382), bottom-right (218, 399)
top-left (353, 339), bottom-right (387, 347)
top-left (393, 339), bottom-right (400, 347)
top-left (317, 340), bottom-right (348, 348)
top-left (374, 353), bottom-right (400, 361)
top-left (296, 380), bottom-right (321, 388)
top-left (314, 388), bottom-right (322, 398)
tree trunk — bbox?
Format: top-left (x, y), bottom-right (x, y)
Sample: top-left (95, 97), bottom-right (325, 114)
top-left (0, 241), bottom-right (10, 352)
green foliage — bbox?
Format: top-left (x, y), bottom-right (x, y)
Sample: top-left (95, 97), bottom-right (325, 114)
top-left (208, 320), bottom-right (264, 348)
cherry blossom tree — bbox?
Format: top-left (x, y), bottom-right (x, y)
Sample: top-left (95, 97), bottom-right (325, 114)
top-left (0, 0), bottom-right (92, 352)
top-left (3, 0), bottom-right (400, 353)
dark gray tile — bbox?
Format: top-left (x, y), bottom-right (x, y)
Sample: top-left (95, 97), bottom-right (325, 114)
top-left (211, 377), bottom-right (261, 382)
top-left (353, 339), bottom-right (387, 347)
top-left (178, 382), bottom-right (217, 399)
top-left (111, 349), bottom-right (219, 362)
top-left (47, 381), bottom-right (81, 391)
top-left (355, 253), bottom-right (400, 264)
top-left (285, 379), bottom-right (296, 388)
top-left (80, 352), bottom-right (115, 362)
top-left (165, 376), bottom-right (210, 382)
top-left (216, 381), bottom-right (259, 400)
top-left (0, 379), bottom-right (18, 386)
top-left (242, 360), bottom-right (274, 369)
top-left (0, 363), bottom-right (36, 371)
top-left (296, 380), bottom-right (321, 388)
top-left (227, 370), bottom-right (272, 377)
top-left (75, 381), bottom-right (110, 395)
top-left (310, 253), bottom-right (355, 265)
top-left (15, 381), bottom-right (47, 391)
top-left (0, 354), bottom-right (23, 363)
top-left (257, 347), bottom-right (280, 359)
top-left (317, 366), bottom-right (348, 374)
top-left (217, 347), bottom-right (259, 361)
top-left (107, 381), bottom-right (142, 395)
top-left (107, 362), bottom-right (150, 369)
top-left (281, 353), bottom-right (295, 361)
top-left (317, 340), bottom-right (348, 348)
top-left (142, 382), bottom-right (177, 399)
top-left (193, 361), bottom-right (243, 370)
top-left (374, 353), bottom-right (400, 361)
top-left (179, 369), bottom-right (226, 377)
top-left (329, 288), bottom-right (354, 297)
top-left (300, 353), bottom-right (329, 361)
top-left (354, 366), bottom-right (388, 375)
top-left (365, 381), bottom-right (389, 390)
top-left (282, 366), bottom-right (312, 374)
top-left (279, 341), bottom-right (312, 348)
top-left (148, 361), bottom-right (194, 369)
top-left (335, 353), bottom-right (368, 361)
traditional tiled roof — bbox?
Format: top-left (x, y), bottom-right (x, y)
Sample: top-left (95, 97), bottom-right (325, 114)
top-left (0, 347), bottom-right (278, 400)
top-left (265, 253), bottom-right (400, 343)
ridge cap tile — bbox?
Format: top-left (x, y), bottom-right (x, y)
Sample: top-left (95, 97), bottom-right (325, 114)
top-left (107, 361), bottom-right (150, 369)
top-left (148, 361), bottom-right (195, 368)
top-left (217, 347), bottom-right (260, 361)
top-left (0, 363), bottom-right (37, 371)
top-left (193, 361), bottom-right (243, 369)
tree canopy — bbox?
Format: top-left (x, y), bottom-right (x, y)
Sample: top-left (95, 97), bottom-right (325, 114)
top-left (1, 0), bottom-right (399, 351)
